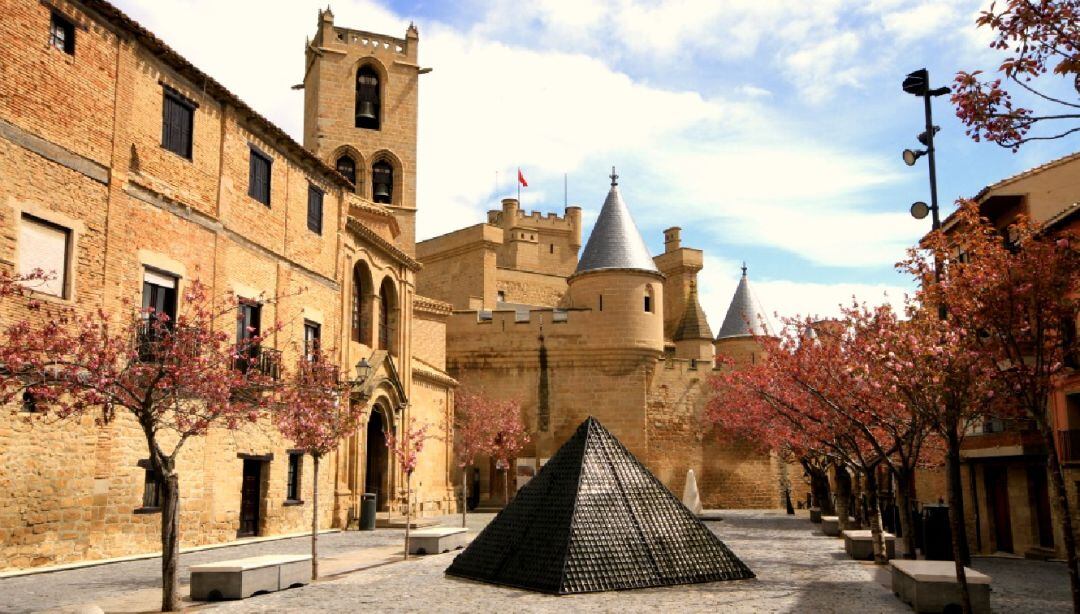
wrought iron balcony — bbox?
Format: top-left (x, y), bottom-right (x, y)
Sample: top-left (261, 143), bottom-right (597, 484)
top-left (1057, 429), bottom-right (1080, 464)
top-left (235, 347), bottom-right (282, 381)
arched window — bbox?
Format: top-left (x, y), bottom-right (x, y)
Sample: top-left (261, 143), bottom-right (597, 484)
top-left (355, 65), bottom-right (380, 130)
top-left (351, 261), bottom-right (373, 345)
top-left (644, 285), bottom-right (654, 313)
top-left (378, 278), bottom-right (398, 354)
top-left (336, 155), bottom-right (357, 188)
top-left (372, 160), bottom-right (393, 205)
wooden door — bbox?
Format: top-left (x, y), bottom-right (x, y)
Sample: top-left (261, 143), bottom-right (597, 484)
top-left (1028, 465), bottom-right (1055, 548)
top-left (239, 459), bottom-right (261, 537)
top-left (984, 466), bottom-right (1013, 553)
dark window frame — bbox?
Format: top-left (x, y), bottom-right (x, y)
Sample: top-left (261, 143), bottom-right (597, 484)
top-left (286, 452), bottom-right (303, 503)
top-left (235, 299), bottom-right (262, 371)
top-left (161, 87), bottom-right (195, 160)
top-left (307, 184), bottom-right (324, 235)
top-left (49, 11), bottom-right (75, 55)
top-left (20, 213), bottom-right (72, 299)
top-left (304, 320), bottom-right (321, 362)
top-left (248, 147), bottom-right (272, 206)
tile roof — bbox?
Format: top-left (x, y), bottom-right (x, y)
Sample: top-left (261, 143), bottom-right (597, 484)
top-left (575, 173), bottom-right (658, 275)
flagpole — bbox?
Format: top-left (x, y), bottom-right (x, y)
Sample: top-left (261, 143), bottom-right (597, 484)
top-left (517, 166), bottom-right (521, 203)
top-left (564, 173), bottom-right (567, 207)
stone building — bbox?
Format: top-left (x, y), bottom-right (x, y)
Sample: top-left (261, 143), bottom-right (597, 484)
top-left (950, 151), bottom-right (1080, 560)
top-left (418, 171), bottom-right (792, 509)
top-left (0, 0), bottom-right (455, 571)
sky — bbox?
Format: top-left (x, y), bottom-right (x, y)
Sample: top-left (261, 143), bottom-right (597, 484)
top-left (113, 0), bottom-right (1078, 329)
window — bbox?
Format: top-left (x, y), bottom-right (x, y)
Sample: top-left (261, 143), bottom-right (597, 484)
top-left (336, 155), bottom-right (357, 187)
top-left (307, 184), bottom-right (324, 235)
top-left (236, 300), bottom-right (261, 370)
top-left (22, 391), bottom-right (38, 413)
top-left (19, 214), bottom-right (70, 298)
top-left (49, 12), bottom-right (75, 55)
top-left (352, 263), bottom-right (372, 344)
top-left (248, 148), bottom-right (272, 206)
top-left (141, 465), bottom-right (162, 509)
top-left (372, 160), bottom-right (392, 204)
top-left (644, 286), bottom-right (654, 313)
top-left (378, 278), bottom-right (398, 353)
top-left (355, 65), bottom-right (380, 130)
top-left (286, 452), bottom-right (302, 502)
top-left (497, 290), bottom-right (506, 303)
top-left (550, 243), bottom-right (555, 254)
top-left (161, 88), bottom-right (194, 159)
top-left (139, 269), bottom-right (178, 360)
top-left (304, 320), bottom-right (321, 362)
top-left (599, 294), bottom-right (603, 311)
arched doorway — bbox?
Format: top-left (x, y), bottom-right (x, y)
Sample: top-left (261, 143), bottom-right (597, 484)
top-left (365, 406), bottom-right (390, 511)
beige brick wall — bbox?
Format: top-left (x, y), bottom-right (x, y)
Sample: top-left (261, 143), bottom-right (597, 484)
top-left (0, 0), bottom-right (454, 571)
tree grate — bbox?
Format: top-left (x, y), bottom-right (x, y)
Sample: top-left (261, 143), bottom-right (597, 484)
top-left (445, 416), bottom-right (755, 594)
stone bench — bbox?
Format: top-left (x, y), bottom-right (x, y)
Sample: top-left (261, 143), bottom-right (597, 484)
top-left (890, 560), bottom-right (992, 613)
top-left (842, 529), bottom-right (895, 560)
top-left (820, 516), bottom-right (854, 537)
top-left (190, 554), bottom-right (312, 601)
top-left (809, 507), bottom-right (822, 523)
top-left (407, 527), bottom-right (469, 555)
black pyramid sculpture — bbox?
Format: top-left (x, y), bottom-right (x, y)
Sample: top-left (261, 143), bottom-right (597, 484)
top-left (445, 417), bottom-right (754, 594)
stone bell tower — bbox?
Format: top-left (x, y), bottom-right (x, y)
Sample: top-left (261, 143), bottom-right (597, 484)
top-left (302, 7), bottom-right (421, 252)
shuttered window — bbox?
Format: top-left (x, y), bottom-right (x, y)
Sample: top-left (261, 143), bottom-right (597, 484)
top-left (49, 12), bottom-right (75, 55)
top-left (18, 215), bottom-right (70, 298)
top-left (161, 88), bottom-right (194, 159)
top-left (307, 184), bottom-right (323, 235)
top-left (248, 148), bottom-right (272, 206)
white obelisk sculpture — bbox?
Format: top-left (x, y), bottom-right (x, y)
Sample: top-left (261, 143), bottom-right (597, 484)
top-left (682, 469), bottom-right (703, 515)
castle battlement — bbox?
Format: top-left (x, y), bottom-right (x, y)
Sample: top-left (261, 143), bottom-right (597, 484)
top-left (331, 27), bottom-right (408, 55)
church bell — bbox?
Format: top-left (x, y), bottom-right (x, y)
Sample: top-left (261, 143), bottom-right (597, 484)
top-left (373, 181), bottom-right (390, 200)
top-left (356, 101), bottom-right (376, 121)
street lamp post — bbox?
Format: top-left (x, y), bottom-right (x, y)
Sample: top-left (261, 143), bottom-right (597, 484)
top-left (902, 68), bottom-right (950, 294)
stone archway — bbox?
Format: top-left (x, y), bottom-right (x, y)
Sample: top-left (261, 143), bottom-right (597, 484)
top-left (364, 403), bottom-right (392, 511)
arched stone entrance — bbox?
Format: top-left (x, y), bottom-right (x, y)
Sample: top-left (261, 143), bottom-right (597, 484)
top-left (364, 404), bottom-right (392, 511)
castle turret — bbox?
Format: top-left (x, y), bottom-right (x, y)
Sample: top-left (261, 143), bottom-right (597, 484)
top-left (673, 281), bottom-right (714, 362)
top-left (566, 168), bottom-right (664, 352)
top-left (714, 263), bottom-right (771, 366)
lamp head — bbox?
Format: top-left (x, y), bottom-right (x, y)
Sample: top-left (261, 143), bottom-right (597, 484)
top-left (902, 149), bottom-right (926, 166)
top-left (354, 357), bottom-right (372, 382)
top-left (903, 69), bottom-right (929, 96)
top-left (910, 201), bottom-right (930, 220)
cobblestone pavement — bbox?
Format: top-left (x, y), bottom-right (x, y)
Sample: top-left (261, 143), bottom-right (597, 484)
top-left (207, 511), bottom-right (1071, 614)
top-left (0, 513), bottom-right (470, 614)
top-left (2, 511), bottom-right (1071, 613)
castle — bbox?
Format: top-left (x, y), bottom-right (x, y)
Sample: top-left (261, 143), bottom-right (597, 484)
top-left (0, 0), bottom-right (787, 572)
top-left (417, 170), bottom-right (790, 509)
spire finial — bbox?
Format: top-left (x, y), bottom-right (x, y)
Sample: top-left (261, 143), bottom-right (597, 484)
top-left (741, 261), bottom-right (747, 277)
top-left (609, 166), bottom-right (618, 187)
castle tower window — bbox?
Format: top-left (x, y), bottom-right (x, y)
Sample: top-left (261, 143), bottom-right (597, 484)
top-left (355, 66), bottom-right (381, 130)
top-left (49, 12), bottom-right (75, 55)
top-left (336, 155), bottom-right (357, 188)
top-left (644, 286), bottom-right (653, 313)
top-left (372, 160), bottom-right (393, 204)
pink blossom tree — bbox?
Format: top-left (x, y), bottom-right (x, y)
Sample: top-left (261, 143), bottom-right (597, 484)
top-left (0, 279), bottom-right (279, 612)
top-left (486, 400), bottom-right (529, 507)
top-left (385, 417), bottom-right (429, 560)
top-left (452, 388), bottom-right (516, 527)
top-left (274, 347), bottom-right (358, 579)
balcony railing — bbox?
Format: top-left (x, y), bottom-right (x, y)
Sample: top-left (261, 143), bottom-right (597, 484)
top-left (235, 348), bottom-right (282, 381)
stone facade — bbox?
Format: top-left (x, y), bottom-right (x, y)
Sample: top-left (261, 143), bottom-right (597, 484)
top-left (0, 0), bottom-right (454, 571)
top-left (418, 190), bottom-right (786, 509)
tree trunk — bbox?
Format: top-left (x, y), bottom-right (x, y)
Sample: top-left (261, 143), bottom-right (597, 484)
top-left (160, 470), bottom-right (180, 612)
top-left (461, 465), bottom-right (468, 529)
top-left (865, 468), bottom-right (888, 564)
top-left (946, 425), bottom-right (973, 614)
top-left (807, 463), bottom-right (834, 515)
top-left (1042, 423), bottom-right (1080, 613)
top-left (311, 453), bottom-right (320, 581)
top-left (404, 472), bottom-right (412, 561)
top-left (503, 467), bottom-right (509, 507)
top-left (895, 468), bottom-right (917, 559)
top-left (835, 467), bottom-right (852, 531)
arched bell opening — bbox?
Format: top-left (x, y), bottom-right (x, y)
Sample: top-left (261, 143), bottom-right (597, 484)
top-left (355, 65), bottom-right (381, 131)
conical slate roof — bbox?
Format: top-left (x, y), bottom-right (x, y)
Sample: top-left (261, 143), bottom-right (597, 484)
top-left (717, 264), bottom-right (772, 340)
top-left (674, 281), bottom-right (713, 341)
top-left (575, 169), bottom-right (658, 275)
top-left (445, 417), bottom-right (754, 594)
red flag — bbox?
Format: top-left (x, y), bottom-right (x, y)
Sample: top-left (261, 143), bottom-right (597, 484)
top-left (517, 168), bottom-right (528, 188)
